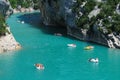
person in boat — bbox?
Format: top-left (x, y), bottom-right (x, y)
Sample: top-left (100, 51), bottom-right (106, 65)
top-left (67, 44), bottom-right (76, 47)
top-left (34, 63), bottom-right (45, 70)
top-left (54, 33), bottom-right (62, 36)
top-left (89, 58), bottom-right (99, 63)
top-left (84, 45), bottom-right (94, 50)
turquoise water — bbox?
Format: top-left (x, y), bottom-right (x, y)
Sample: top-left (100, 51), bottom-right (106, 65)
top-left (0, 12), bottom-right (120, 80)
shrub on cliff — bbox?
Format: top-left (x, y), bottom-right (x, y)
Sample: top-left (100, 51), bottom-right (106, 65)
top-left (9, 0), bottom-right (39, 9)
top-left (9, 0), bottom-right (32, 8)
top-left (0, 14), bottom-right (9, 36)
top-left (73, 0), bottom-right (120, 34)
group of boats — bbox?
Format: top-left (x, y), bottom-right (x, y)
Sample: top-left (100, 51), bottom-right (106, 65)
top-left (67, 44), bottom-right (94, 50)
top-left (67, 44), bottom-right (98, 63)
top-left (54, 32), bottom-right (94, 50)
top-left (34, 45), bottom-right (97, 70)
top-left (17, 20), bottom-right (25, 24)
top-left (84, 46), bottom-right (99, 63)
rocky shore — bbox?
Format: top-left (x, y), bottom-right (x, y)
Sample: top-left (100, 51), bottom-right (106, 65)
top-left (0, 0), bottom-right (22, 53)
top-left (0, 27), bottom-right (21, 53)
top-left (0, 34), bottom-right (21, 53)
top-left (13, 7), bottom-right (34, 14)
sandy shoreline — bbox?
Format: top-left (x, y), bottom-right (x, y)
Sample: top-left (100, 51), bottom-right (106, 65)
top-left (0, 33), bottom-right (21, 53)
top-left (0, 8), bottom-right (36, 53)
top-left (0, 30), bottom-right (21, 53)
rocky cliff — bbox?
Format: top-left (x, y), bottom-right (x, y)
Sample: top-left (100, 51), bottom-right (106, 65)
top-left (40, 0), bottom-right (120, 49)
top-left (0, 0), bottom-right (13, 17)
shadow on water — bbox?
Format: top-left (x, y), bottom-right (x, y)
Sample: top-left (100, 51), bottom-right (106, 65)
top-left (17, 12), bottom-right (68, 37)
top-left (17, 12), bottom-right (97, 45)
top-left (17, 12), bottom-right (42, 27)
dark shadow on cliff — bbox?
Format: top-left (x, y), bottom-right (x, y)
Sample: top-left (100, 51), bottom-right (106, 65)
top-left (17, 12), bottom-right (42, 27)
top-left (17, 12), bottom-right (97, 45)
top-left (17, 12), bottom-right (68, 37)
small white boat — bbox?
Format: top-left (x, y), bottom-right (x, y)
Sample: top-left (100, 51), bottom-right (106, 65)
top-left (54, 33), bottom-right (62, 36)
top-left (67, 44), bottom-right (76, 47)
top-left (21, 21), bottom-right (25, 24)
top-left (89, 58), bottom-right (99, 63)
top-left (34, 63), bottom-right (45, 70)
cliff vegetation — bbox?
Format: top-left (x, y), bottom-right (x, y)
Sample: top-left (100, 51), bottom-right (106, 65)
top-left (0, 14), bottom-right (9, 36)
top-left (73, 0), bottom-right (120, 34)
top-left (39, 0), bottom-right (120, 48)
top-left (9, 0), bottom-right (39, 9)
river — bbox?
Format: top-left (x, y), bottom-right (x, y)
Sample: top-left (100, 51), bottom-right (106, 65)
top-left (0, 12), bottom-right (120, 80)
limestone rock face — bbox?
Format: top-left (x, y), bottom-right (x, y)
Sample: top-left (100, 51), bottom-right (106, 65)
top-left (39, 0), bottom-right (76, 27)
top-left (40, 0), bottom-right (120, 49)
top-left (0, 0), bottom-right (13, 17)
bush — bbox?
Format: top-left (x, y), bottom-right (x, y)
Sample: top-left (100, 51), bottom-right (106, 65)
top-left (73, 0), bottom-right (120, 34)
top-left (0, 14), bottom-right (9, 36)
top-left (84, 0), bottom-right (96, 14)
top-left (76, 15), bottom-right (89, 28)
top-left (9, 0), bottom-right (39, 9)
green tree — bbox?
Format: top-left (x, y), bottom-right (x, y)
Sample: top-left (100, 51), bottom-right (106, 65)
top-left (84, 0), bottom-right (96, 14)
top-left (0, 14), bottom-right (9, 36)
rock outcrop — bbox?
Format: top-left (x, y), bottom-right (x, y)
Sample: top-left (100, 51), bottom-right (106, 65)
top-left (0, 0), bottom-right (13, 17)
top-left (40, 0), bottom-right (76, 27)
top-left (39, 0), bottom-right (120, 49)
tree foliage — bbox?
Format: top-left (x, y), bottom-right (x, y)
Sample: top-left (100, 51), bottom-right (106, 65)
top-left (9, 0), bottom-right (39, 9)
top-left (72, 0), bottom-right (120, 34)
top-left (0, 14), bottom-right (9, 36)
